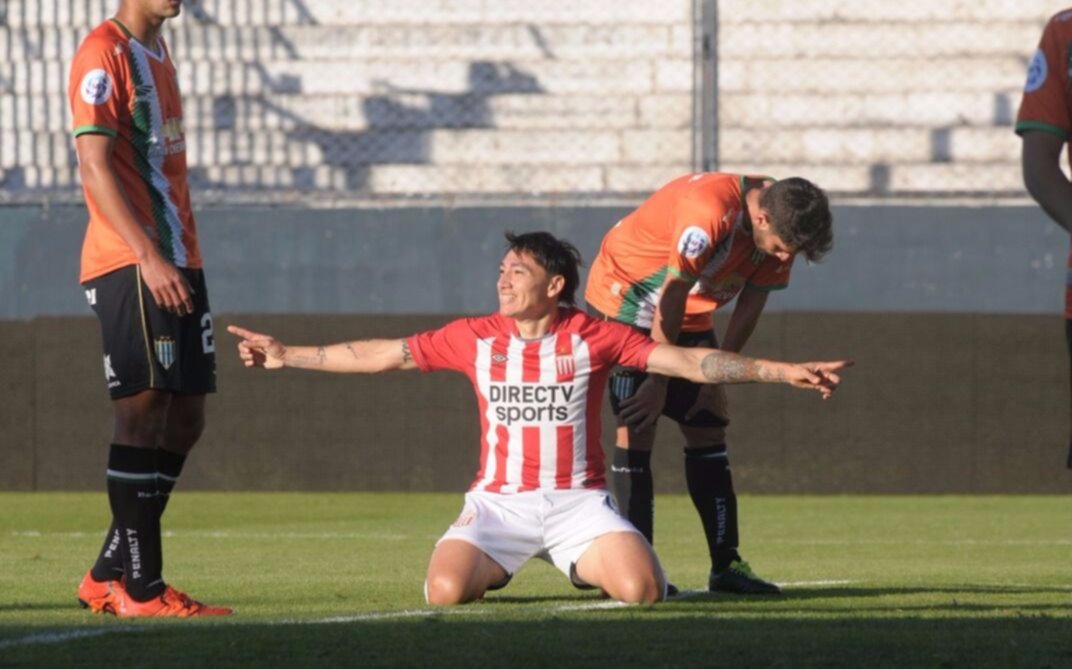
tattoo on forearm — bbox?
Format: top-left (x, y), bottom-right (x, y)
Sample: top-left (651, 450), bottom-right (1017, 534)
top-left (402, 341), bottom-right (413, 364)
top-left (345, 343), bottom-right (360, 360)
top-left (700, 352), bottom-right (782, 383)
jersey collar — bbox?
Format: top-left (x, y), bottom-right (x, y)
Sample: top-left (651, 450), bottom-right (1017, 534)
top-left (110, 18), bottom-right (167, 62)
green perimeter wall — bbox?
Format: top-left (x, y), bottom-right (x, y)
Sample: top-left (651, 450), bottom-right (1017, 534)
top-left (2, 202), bottom-right (1070, 493)
top-left (2, 311), bottom-right (1068, 493)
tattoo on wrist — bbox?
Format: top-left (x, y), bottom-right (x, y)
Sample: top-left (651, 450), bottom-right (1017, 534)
top-left (402, 341), bottom-right (413, 364)
top-left (288, 347), bottom-right (325, 368)
top-left (700, 352), bottom-right (782, 383)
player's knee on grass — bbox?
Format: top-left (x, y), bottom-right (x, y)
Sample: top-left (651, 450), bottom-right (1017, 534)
top-left (577, 532), bottom-right (665, 604)
top-left (424, 571), bottom-right (477, 606)
top-left (605, 571), bottom-right (663, 605)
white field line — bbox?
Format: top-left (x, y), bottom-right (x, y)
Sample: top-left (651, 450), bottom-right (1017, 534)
top-left (0, 599), bottom-right (627, 650)
top-left (669, 579), bottom-right (858, 599)
top-left (10, 529), bottom-right (1072, 546)
top-left (4, 578), bottom-right (1071, 651)
top-left (763, 538), bottom-right (1072, 546)
top-left (10, 532), bottom-right (1072, 546)
top-left (0, 628), bottom-right (139, 650)
top-left (9, 531), bottom-right (416, 540)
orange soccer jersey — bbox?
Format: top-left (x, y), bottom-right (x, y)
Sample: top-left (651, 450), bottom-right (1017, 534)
top-left (585, 173), bottom-right (793, 333)
top-left (69, 18), bottom-right (200, 284)
top-left (1016, 8), bottom-right (1072, 319)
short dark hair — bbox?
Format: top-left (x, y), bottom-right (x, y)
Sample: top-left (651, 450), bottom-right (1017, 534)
top-left (504, 231), bottom-right (583, 306)
top-left (760, 177), bottom-right (833, 262)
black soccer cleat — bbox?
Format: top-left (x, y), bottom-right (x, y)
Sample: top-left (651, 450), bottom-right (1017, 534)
top-left (709, 560), bottom-right (782, 595)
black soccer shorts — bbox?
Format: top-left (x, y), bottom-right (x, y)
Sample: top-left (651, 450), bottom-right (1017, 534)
top-left (83, 265), bottom-right (217, 398)
top-left (587, 304), bottom-right (728, 429)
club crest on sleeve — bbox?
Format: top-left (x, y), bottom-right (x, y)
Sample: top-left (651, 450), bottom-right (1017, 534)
top-left (80, 68), bottom-right (113, 105)
top-left (678, 226), bottom-right (711, 259)
top-left (154, 336), bottom-right (176, 371)
top-left (1025, 49), bottom-right (1048, 93)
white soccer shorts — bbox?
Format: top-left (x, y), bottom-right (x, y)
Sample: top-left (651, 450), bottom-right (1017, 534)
top-left (437, 488), bottom-right (641, 578)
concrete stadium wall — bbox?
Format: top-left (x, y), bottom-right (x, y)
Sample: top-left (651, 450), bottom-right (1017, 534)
top-left (1, 203), bottom-right (1070, 493)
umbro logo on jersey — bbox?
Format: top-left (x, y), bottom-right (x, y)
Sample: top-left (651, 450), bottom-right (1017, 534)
top-left (103, 354), bottom-right (120, 388)
top-left (492, 353), bottom-right (508, 363)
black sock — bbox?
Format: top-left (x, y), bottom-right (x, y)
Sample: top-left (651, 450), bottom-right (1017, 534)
top-left (90, 450), bottom-right (187, 582)
top-left (685, 445), bottom-right (740, 572)
top-left (156, 448), bottom-right (187, 516)
top-left (90, 522), bottom-right (123, 582)
top-left (611, 448), bottom-right (654, 544)
top-left (106, 444), bottom-right (165, 601)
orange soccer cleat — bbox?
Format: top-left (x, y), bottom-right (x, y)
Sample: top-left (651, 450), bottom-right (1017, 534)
top-left (77, 570), bottom-right (125, 615)
top-left (116, 585), bottom-right (233, 618)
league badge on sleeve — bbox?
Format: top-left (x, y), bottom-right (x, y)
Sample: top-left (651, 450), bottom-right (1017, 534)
top-left (1024, 49), bottom-right (1048, 93)
top-left (80, 68), bottom-right (114, 105)
top-left (678, 226), bottom-right (711, 259)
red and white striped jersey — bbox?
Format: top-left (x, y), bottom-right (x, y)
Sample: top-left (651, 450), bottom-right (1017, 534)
top-left (408, 308), bottom-right (657, 493)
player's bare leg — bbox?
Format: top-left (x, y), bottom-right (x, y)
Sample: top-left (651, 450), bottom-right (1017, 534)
top-left (163, 393), bottom-right (205, 456)
top-left (425, 539), bottom-right (508, 606)
top-left (572, 531), bottom-right (665, 604)
top-left (113, 389), bottom-right (173, 447)
top-left (160, 394), bottom-right (203, 514)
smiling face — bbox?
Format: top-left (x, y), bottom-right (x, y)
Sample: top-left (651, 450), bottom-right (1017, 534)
top-left (497, 249), bottom-right (564, 321)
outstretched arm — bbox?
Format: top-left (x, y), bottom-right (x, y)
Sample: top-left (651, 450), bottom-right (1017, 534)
top-left (227, 325), bottom-right (419, 373)
top-left (645, 344), bottom-right (851, 399)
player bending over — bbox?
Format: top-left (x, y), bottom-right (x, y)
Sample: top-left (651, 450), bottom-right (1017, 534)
top-left (229, 232), bottom-right (850, 605)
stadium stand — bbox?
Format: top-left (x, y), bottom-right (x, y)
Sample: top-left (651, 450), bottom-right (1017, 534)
top-left (717, 0), bottom-right (1044, 196)
top-left (0, 0), bottom-right (1053, 198)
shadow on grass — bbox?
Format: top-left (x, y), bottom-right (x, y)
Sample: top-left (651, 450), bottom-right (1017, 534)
top-left (482, 593), bottom-right (600, 605)
top-left (0, 603), bottom-right (80, 613)
top-left (3, 614), bottom-right (1071, 669)
top-left (670, 584), bottom-right (1072, 615)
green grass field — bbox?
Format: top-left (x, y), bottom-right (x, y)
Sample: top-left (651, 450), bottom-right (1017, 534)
top-left (1, 493), bottom-right (1069, 668)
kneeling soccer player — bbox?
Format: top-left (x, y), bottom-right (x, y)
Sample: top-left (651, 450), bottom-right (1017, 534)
top-left (229, 232), bottom-right (850, 605)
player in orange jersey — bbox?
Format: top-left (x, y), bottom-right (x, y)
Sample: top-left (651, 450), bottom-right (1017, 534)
top-left (586, 173), bottom-right (834, 593)
top-left (1017, 8), bottom-right (1072, 471)
top-left (70, 0), bottom-right (229, 618)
